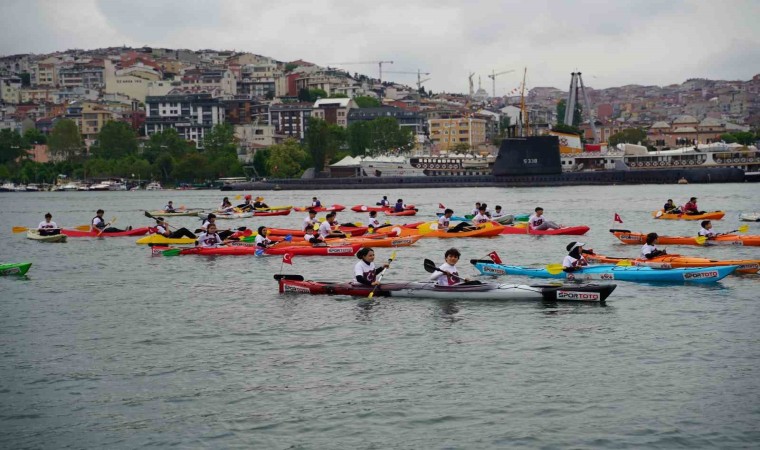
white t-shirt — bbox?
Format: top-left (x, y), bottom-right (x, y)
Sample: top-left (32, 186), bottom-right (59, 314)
top-left (197, 232), bottom-right (222, 247)
top-left (164, 204), bottom-right (175, 211)
top-left (92, 216), bottom-right (105, 228)
top-left (491, 210), bottom-right (504, 218)
top-left (303, 216), bottom-right (317, 231)
top-left (303, 232), bottom-right (319, 242)
top-left (562, 255), bottom-right (587, 268)
top-left (429, 262), bottom-right (459, 286)
top-left (220, 202), bottom-right (232, 210)
top-left (472, 213), bottom-right (490, 225)
top-left (368, 217), bottom-right (381, 228)
top-left (640, 243), bottom-right (658, 258)
top-left (438, 215), bottom-right (450, 229)
top-left (156, 224), bottom-right (170, 235)
top-left (528, 214), bottom-right (545, 228)
top-left (471, 208), bottom-right (480, 216)
top-left (318, 221), bottom-right (334, 238)
top-left (354, 260), bottom-right (377, 283)
top-left (698, 227), bottom-right (716, 237)
top-left (255, 234), bottom-right (270, 247)
top-left (201, 220), bottom-right (213, 230)
top-left (38, 220), bottom-right (58, 229)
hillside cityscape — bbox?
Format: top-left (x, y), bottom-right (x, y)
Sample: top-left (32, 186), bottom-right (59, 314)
top-left (1, 46), bottom-right (758, 187)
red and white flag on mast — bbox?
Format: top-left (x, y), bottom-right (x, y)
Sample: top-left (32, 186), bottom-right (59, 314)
top-left (282, 253), bottom-right (293, 265)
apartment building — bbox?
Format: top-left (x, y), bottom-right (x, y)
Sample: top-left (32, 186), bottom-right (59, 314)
top-left (428, 117), bottom-right (487, 151)
top-left (268, 103), bottom-right (313, 141)
top-left (144, 94), bottom-right (225, 148)
top-left (312, 97), bottom-right (358, 128)
top-left (0, 76), bottom-right (22, 104)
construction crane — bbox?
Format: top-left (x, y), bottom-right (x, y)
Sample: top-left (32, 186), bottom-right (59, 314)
top-left (384, 69), bottom-right (431, 91)
top-left (487, 69), bottom-right (515, 98)
top-left (468, 72), bottom-right (475, 97)
top-left (564, 72), bottom-right (599, 143)
top-left (326, 60), bottom-right (394, 82)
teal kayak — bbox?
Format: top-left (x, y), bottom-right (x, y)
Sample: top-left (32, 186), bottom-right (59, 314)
top-left (0, 262), bottom-right (32, 276)
top-left (471, 261), bottom-right (737, 284)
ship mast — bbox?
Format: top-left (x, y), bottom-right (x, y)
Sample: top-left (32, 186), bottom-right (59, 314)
top-left (519, 67), bottom-right (528, 137)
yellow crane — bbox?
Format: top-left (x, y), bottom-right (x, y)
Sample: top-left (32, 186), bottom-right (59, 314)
top-left (384, 69), bottom-right (431, 91)
top-left (327, 60), bottom-right (394, 81)
top-left (487, 69), bottom-right (515, 98)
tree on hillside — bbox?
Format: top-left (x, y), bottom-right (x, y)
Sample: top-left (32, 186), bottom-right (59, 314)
top-left (329, 93), bottom-right (348, 98)
top-left (48, 119), bottom-right (83, 161)
top-left (305, 118), bottom-right (331, 172)
top-left (551, 123), bottom-right (583, 136)
top-left (354, 96), bottom-right (381, 108)
top-left (608, 128), bottom-right (649, 147)
top-left (143, 129), bottom-right (192, 163)
top-left (266, 139), bottom-right (309, 178)
top-left (347, 121), bottom-right (372, 156)
top-left (92, 121), bottom-right (138, 159)
top-left (0, 129), bottom-right (30, 164)
top-left (367, 117), bottom-right (413, 155)
top-left (720, 131), bottom-right (756, 145)
top-left (23, 128), bottom-right (47, 145)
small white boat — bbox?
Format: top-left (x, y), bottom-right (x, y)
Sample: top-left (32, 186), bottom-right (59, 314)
top-left (26, 230), bottom-right (68, 243)
top-left (739, 212), bottom-right (760, 222)
top-left (146, 182), bottom-right (163, 191)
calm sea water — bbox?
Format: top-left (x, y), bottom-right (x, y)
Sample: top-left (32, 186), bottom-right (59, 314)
top-left (1, 184), bottom-right (759, 449)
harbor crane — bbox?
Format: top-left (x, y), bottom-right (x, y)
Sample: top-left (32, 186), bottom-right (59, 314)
top-left (326, 60), bottom-right (394, 82)
top-left (384, 69), bottom-right (431, 91)
top-left (487, 69), bottom-right (515, 98)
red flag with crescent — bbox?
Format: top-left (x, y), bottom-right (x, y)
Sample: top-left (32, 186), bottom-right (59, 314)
top-left (488, 251), bottom-right (503, 264)
top-left (282, 253), bottom-right (293, 265)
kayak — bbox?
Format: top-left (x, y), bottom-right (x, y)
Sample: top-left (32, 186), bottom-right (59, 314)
top-left (276, 275), bottom-right (617, 302)
top-left (435, 212), bottom-right (470, 221)
top-left (610, 229), bottom-right (760, 246)
top-left (514, 214), bottom-right (530, 222)
top-left (198, 211), bottom-right (254, 220)
top-left (652, 210), bottom-right (725, 220)
top-left (471, 261), bottom-right (737, 283)
top-left (351, 204), bottom-right (416, 212)
top-left (585, 253), bottom-right (760, 274)
top-left (384, 209), bottom-right (417, 217)
top-left (61, 227), bottom-right (151, 237)
top-left (263, 244), bottom-right (361, 256)
top-left (26, 230), bottom-right (67, 242)
top-left (739, 212), bottom-right (760, 222)
top-left (155, 243), bottom-right (361, 256)
top-left (254, 205), bottom-right (292, 212)
top-left (492, 215), bottom-right (514, 225)
top-left (146, 209), bottom-right (204, 217)
top-left (499, 225), bottom-right (590, 235)
top-left (421, 224), bottom-right (505, 238)
top-left (267, 226), bottom-right (369, 237)
top-left (253, 209), bottom-right (291, 216)
top-left (266, 234), bottom-right (422, 248)
top-left (0, 262), bottom-right (32, 276)
top-left (135, 234), bottom-right (196, 245)
top-left (293, 204), bottom-right (346, 212)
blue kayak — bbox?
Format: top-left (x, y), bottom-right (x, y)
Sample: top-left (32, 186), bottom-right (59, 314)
top-left (435, 212), bottom-right (469, 221)
top-left (472, 262), bottom-right (738, 284)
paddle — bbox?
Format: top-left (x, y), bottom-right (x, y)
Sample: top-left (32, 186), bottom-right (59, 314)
top-left (96, 217), bottom-right (116, 237)
top-left (423, 258), bottom-right (465, 281)
top-left (13, 225), bottom-right (90, 233)
top-left (368, 250), bottom-right (397, 299)
top-left (546, 264), bottom-right (566, 275)
top-left (274, 274), bottom-right (304, 281)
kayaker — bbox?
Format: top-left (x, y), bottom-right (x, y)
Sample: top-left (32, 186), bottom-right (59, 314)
top-left (37, 212), bottom-right (60, 236)
top-left (491, 205), bottom-right (505, 219)
top-left (354, 248), bottom-right (389, 286)
top-left (219, 197), bottom-right (234, 212)
top-left (562, 241), bottom-right (593, 272)
top-left (528, 207), bottom-right (562, 230)
top-left (368, 210), bottom-right (382, 229)
top-left (471, 202), bottom-right (482, 216)
top-left (92, 209), bottom-right (130, 233)
top-left (255, 226), bottom-right (275, 248)
top-left (698, 220), bottom-right (717, 239)
top-left (440, 209), bottom-right (475, 233)
top-left (164, 201), bottom-right (177, 213)
top-left (393, 199), bottom-right (406, 213)
top-left (196, 223), bottom-right (226, 248)
top-left (303, 227), bottom-right (325, 244)
top-left (641, 232), bottom-right (667, 259)
top-left (236, 195), bottom-right (254, 211)
top-left (200, 213), bottom-right (234, 240)
top-left (429, 248), bottom-right (468, 285)
top-left (312, 196), bottom-right (322, 208)
top-left (682, 197), bottom-right (704, 215)
top-left (471, 205), bottom-right (490, 225)
top-left (663, 199), bottom-right (681, 214)
top-left (302, 209), bottom-right (319, 232)
top-left (154, 217), bottom-right (196, 239)
top-left (377, 196), bottom-right (390, 207)
top-left (319, 212), bottom-right (346, 239)
top-left (253, 197), bottom-right (269, 210)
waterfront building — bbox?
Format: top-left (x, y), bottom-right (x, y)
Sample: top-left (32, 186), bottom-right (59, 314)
top-left (144, 94), bottom-right (225, 148)
top-left (268, 103), bottom-right (313, 141)
top-left (428, 116), bottom-right (487, 151)
top-left (347, 106), bottom-right (425, 135)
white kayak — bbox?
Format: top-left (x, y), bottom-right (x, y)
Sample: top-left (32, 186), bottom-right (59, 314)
top-left (26, 230), bottom-right (67, 242)
top-left (739, 212), bottom-right (760, 222)
top-left (197, 211), bottom-right (254, 220)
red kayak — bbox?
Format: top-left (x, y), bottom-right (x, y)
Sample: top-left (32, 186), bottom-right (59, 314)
top-left (267, 226), bottom-right (369, 237)
top-left (499, 225), bottom-right (590, 235)
top-left (293, 204), bottom-right (346, 212)
top-left (384, 209), bottom-right (417, 217)
top-left (264, 244), bottom-right (361, 256)
top-left (153, 243), bottom-right (361, 256)
top-left (62, 227), bottom-right (151, 237)
top-left (253, 209), bottom-right (291, 216)
top-left (350, 204), bottom-right (416, 212)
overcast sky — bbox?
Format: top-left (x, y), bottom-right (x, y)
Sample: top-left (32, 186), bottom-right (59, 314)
top-left (2, 0), bottom-right (758, 94)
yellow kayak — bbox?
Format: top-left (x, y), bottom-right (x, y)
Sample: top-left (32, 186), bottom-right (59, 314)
top-left (135, 235), bottom-right (196, 245)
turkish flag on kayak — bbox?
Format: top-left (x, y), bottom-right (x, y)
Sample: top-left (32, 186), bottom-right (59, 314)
top-left (614, 213), bottom-right (623, 223)
top-left (488, 251), bottom-right (503, 264)
top-left (438, 203), bottom-right (445, 209)
top-left (282, 253), bottom-right (293, 265)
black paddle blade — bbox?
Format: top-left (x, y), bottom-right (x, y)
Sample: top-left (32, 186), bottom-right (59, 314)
top-left (423, 259), bottom-right (437, 273)
top-left (273, 274), bottom-right (305, 281)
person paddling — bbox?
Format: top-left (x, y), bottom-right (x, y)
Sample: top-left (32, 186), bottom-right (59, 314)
top-left (368, 210), bottom-right (382, 229)
top-left (562, 241), bottom-right (594, 272)
top-left (92, 209), bottom-right (130, 233)
top-left (429, 248), bottom-right (468, 285)
top-left (698, 220), bottom-right (718, 239)
top-left (682, 197), bottom-right (704, 215)
top-left (253, 197), bottom-right (269, 210)
top-left (440, 209), bottom-right (475, 233)
top-left (303, 227), bottom-right (325, 244)
top-left (311, 196), bottom-right (322, 208)
top-left (164, 201), bottom-right (177, 213)
top-left (641, 232), bottom-right (667, 259)
top-left (377, 196), bottom-right (390, 207)
top-left (319, 212), bottom-right (346, 239)
top-left (200, 213), bottom-right (234, 240)
top-left (255, 226), bottom-right (275, 248)
top-left (38, 212), bottom-right (60, 236)
top-left (471, 205), bottom-right (491, 225)
top-left (219, 197), bottom-right (234, 212)
top-left (154, 217), bottom-right (196, 239)
top-left (302, 209), bottom-right (318, 232)
top-left (393, 199), bottom-right (406, 213)
top-left (528, 207), bottom-right (562, 231)
top-left (354, 248), bottom-right (389, 286)
top-left (236, 195), bottom-right (254, 212)
top-left (491, 205), bottom-right (505, 219)
top-left (663, 199), bottom-right (680, 214)
top-left (196, 223), bottom-right (226, 248)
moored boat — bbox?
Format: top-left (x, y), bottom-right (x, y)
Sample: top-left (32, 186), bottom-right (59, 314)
top-left (275, 275), bottom-right (616, 302)
top-left (471, 260), bottom-right (737, 283)
top-left (610, 229), bottom-right (760, 246)
top-left (26, 230), bottom-right (67, 243)
top-left (0, 262), bottom-right (32, 276)
top-left (739, 212), bottom-right (760, 222)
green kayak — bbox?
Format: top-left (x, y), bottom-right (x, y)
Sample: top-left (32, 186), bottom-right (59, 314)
top-left (0, 262), bottom-right (32, 276)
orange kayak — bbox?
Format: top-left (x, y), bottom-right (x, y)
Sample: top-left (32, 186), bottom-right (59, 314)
top-left (422, 224), bottom-right (505, 238)
top-left (586, 253), bottom-right (759, 274)
top-left (610, 229), bottom-right (760, 246)
top-left (651, 210), bottom-right (725, 220)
